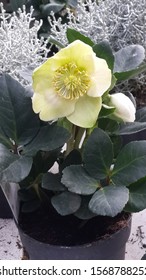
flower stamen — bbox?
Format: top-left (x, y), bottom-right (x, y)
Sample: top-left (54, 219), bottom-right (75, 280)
top-left (53, 62), bottom-right (90, 100)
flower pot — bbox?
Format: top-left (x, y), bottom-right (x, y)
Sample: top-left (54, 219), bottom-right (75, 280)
top-left (18, 214), bottom-right (131, 260)
top-left (0, 186), bottom-right (13, 218)
top-left (0, 184), bottom-right (131, 260)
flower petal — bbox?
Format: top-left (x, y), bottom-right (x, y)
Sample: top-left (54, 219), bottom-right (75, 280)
top-left (87, 58), bottom-right (112, 97)
top-left (67, 95), bottom-right (102, 128)
top-left (32, 89), bottom-right (76, 121)
top-left (33, 40), bottom-right (93, 82)
top-left (109, 93), bottom-right (136, 122)
top-left (54, 40), bottom-right (96, 70)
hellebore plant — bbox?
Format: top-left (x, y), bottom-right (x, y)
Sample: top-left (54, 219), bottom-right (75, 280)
top-left (1, 29), bottom-right (146, 222)
top-left (32, 40), bottom-right (111, 128)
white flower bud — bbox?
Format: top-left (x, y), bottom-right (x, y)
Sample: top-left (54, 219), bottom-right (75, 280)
top-left (110, 93), bottom-right (136, 122)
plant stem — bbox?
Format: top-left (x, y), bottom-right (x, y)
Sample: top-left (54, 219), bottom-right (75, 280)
top-left (74, 127), bottom-right (86, 150)
top-left (65, 125), bottom-right (86, 156)
top-left (65, 124), bottom-right (76, 156)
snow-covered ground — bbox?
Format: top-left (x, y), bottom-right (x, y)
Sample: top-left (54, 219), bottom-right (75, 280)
top-left (0, 210), bottom-right (146, 260)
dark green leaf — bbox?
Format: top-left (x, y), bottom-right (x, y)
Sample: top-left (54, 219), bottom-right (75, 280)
top-left (115, 122), bottom-right (146, 135)
top-left (59, 149), bottom-right (82, 173)
top-left (111, 135), bottom-right (123, 158)
top-left (93, 41), bottom-right (114, 70)
top-left (50, 0), bottom-right (66, 4)
top-left (114, 45), bottom-right (145, 73)
top-left (66, 28), bottom-right (94, 46)
top-left (67, 0), bottom-right (77, 7)
top-left (51, 191), bottom-right (81, 215)
top-left (75, 196), bottom-right (96, 220)
top-left (18, 187), bottom-right (38, 202)
top-left (42, 173), bottom-right (65, 191)
top-left (48, 37), bottom-right (65, 48)
top-left (41, 3), bottom-right (65, 15)
top-left (136, 107), bottom-right (146, 122)
top-left (32, 150), bottom-right (58, 174)
top-left (0, 74), bottom-right (39, 146)
top-left (125, 177), bottom-right (146, 212)
top-left (99, 105), bottom-right (115, 118)
top-left (89, 185), bottom-right (129, 217)
top-left (83, 128), bottom-right (114, 179)
top-left (0, 127), bottom-right (13, 149)
top-left (0, 144), bottom-right (32, 183)
top-left (98, 118), bottom-right (119, 133)
top-left (23, 124), bottom-right (70, 156)
top-left (112, 141), bottom-right (146, 186)
top-left (114, 63), bottom-right (146, 81)
top-left (62, 165), bottom-right (99, 195)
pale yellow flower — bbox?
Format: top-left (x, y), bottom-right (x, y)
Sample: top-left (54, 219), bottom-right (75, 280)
top-left (32, 40), bottom-right (111, 128)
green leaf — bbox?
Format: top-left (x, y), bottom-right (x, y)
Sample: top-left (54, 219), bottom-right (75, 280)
top-left (93, 41), bottom-right (114, 70)
top-left (59, 149), bottom-right (82, 173)
top-left (62, 165), bottom-right (99, 195)
top-left (41, 3), bottom-right (65, 15)
top-left (111, 135), bottom-right (123, 158)
top-left (114, 63), bottom-right (146, 81)
top-left (0, 74), bottom-right (39, 146)
top-left (66, 28), bottom-right (94, 46)
top-left (0, 144), bottom-right (32, 183)
top-left (0, 127), bottom-right (13, 149)
top-left (136, 107), bottom-right (146, 122)
top-left (42, 173), bottom-right (65, 191)
top-left (48, 37), bottom-right (65, 49)
top-left (125, 177), bottom-right (146, 212)
top-left (89, 185), bottom-right (129, 217)
top-left (18, 187), bottom-right (38, 202)
top-left (67, 0), bottom-right (77, 7)
top-left (99, 105), bottom-right (115, 118)
top-left (114, 45), bottom-right (145, 73)
top-left (115, 122), bottom-right (146, 135)
top-left (98, 118), bottom-right (119, 133)
top-left (83, 128), bottom-right (114, 180)
top-left (32, 150), bottom-right (58, 174)
top-left (23, 124), bottom-right (70, 156)
top-left (75, 196), bottom-right (96, 220)
top-left (112, 141), bottom-right (146, 186)
top-left (18, 186), bottom-right (41, 213)
top-left (51, 191), bottom-right (81, 215)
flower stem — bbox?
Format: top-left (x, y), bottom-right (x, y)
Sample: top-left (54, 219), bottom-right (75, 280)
top-left (74, 127), bottom-right (86, 150)
top-left (65, 125), bottom-right (86, 156)
top-left (65, 124), bottom-right (76, 156)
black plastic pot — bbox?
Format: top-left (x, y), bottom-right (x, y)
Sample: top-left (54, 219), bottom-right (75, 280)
top-left (0, 186), bottom-right (13, 218)
top-left (18, 215), bottom-right (131, 260)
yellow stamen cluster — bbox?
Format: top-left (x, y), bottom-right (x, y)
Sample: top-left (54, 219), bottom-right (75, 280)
top-left (53, 62), bottom-right (90, 100)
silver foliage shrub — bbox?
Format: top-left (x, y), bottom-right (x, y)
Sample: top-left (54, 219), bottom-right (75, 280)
top-left (49, 0), bottom-right (146, 97)
top-left (0, 3), bottom-right (49, 85)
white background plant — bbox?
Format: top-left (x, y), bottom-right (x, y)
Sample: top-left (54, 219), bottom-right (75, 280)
top-left (49, 0), bottom-right (146, 99)
top-left (0, 3), bottom-right (49, 85)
